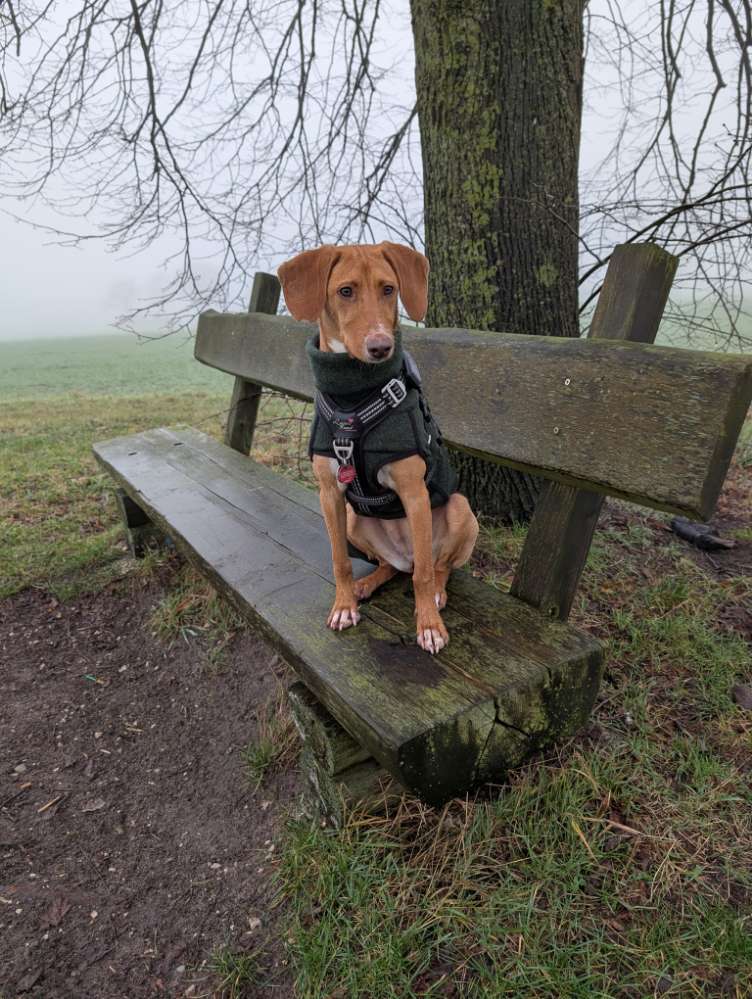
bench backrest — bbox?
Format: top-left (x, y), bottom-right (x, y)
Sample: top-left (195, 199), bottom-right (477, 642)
top-left (196, 249), bottom-right (752, 523)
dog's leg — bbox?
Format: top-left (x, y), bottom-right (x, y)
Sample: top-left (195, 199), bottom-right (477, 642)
top-left (313, 455), bottom-right (360, 630)
top-left (385, 456), bottom-right (448, 654)
top-left (433, 493), bottom-right (479, 610)
top-left (346, 506), bottom-right (401, 600)
top-left (353, 562), bottom-right (399, 601)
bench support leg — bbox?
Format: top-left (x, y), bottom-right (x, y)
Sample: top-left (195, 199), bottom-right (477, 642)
top-left (288, 682), bottom-right (402, 826)
top-left (114, 487), bottom-right (166, 558)
top-left (512, 243), bottom-right (677, 621)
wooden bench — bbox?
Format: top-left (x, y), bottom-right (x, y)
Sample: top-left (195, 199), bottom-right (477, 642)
top-left (93, 244), bottom-right (752, 821)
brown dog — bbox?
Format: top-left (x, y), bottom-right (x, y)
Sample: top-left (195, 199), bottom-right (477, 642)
top-left (278, 242), bottom-right (478, 653)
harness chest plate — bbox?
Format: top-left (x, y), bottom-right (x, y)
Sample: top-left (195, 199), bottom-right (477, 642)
top-left (307, 338), bottom-right (458, 519)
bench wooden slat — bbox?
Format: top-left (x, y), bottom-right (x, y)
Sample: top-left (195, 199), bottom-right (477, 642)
top-left (195, 312), bottom-right (752, 520)
top-left (94, 426), bottom-right (601, 804)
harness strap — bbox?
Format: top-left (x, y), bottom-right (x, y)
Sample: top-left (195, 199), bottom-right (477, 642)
top-left (315, 375), bottom-right (408, 429)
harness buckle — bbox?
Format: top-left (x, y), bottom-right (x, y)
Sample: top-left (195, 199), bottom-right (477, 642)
top-left (381, 378), bottom-right (407, 407)
top-left (333, 439), bottom-right (355, 464)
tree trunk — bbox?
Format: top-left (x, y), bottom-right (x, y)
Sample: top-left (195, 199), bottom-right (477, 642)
top-left (410, 0), bottom-right (584, 520)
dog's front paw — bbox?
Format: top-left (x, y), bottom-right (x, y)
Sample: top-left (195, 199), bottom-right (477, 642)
top-left (327, 593), bottom-right (361, 631)
top-left (415, 606), bottom-right (449, 654)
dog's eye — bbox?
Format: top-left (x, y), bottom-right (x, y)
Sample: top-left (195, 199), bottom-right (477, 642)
top-left (338, 286), bottom-right (353, 298)
top-left (383, 285), bottom-right (394, 296)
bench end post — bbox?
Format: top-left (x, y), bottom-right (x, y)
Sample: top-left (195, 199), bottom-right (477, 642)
top-left (511, 242), bottom-right (679, 620)
top-left (114, 487), bottom-right (167, 558)
top-left (224, 271), bottom-right (282, 454)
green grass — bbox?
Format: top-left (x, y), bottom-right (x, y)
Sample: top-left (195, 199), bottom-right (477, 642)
top-left (0, 391), bottom-right (230, 597)
top-left (208, 945), bottom-right (261, 999)
top-left (0, 333), bottom-right (231, 399)
top-left (279, 771), bottom-right (751, 997)
top-left (148, 563), bottom-right (245, 668)
top-left (241, 687), bottom-right (299, 790)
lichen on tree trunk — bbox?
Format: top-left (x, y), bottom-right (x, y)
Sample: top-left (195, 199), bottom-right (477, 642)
top-left (410, 0), bottom-right (584, 520)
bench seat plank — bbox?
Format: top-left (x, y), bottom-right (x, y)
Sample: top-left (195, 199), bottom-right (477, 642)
top-left (94, 426), bottom-right (602, 804)
top-left (196, 313), bottom-right (752, 519)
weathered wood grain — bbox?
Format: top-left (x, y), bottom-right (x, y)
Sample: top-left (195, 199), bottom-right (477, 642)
top-left (511, 483), bottom-right (604, 620)
top-left (93, 426), bottom-right (601, 805)
top-left (587, 243), bottom-right (678, 343)
top-left (223, 272), bottom-right (280, 454)
top-left (195, 310), bottom-right (752, 519)
top-left (511, 243), bottom-right (678, 619)
top-left (225, 378), bottom-right (263, 455)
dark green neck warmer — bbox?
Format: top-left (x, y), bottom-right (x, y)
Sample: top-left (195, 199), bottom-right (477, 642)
top-left (305, 331), bottom-right (404, 400)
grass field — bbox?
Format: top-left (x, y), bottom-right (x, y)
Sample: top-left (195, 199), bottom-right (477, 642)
top-left (0, 333), bottom-right (231, 399)
top-left (0, 333), bottom-right (312, 599)
top-left (2, 333), bottom-right (751, 998)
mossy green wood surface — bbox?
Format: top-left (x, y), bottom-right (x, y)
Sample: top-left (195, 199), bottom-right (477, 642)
top-left (93, 426), bottom-right (601, 804)
top-left (302, 747), bottom-right (398, 827)
top-left (195, 312), bottom-right (752, 519)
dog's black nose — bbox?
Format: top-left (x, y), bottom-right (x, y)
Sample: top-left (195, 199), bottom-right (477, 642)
top-left (366, 334), bottom-right (393, 361)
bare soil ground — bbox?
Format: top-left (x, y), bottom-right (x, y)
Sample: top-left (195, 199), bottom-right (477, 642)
top-left (0, 564), bottom-right (298, 999)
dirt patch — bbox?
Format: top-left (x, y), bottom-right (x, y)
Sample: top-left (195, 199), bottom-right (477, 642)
top-left (0, 568), bottom-right (299, 999)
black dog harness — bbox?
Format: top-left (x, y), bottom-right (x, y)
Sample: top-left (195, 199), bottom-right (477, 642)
top-left (306, 332), bottom-right (458, 519)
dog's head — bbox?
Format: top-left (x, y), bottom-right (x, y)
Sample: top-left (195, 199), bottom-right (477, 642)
top-left (277, 242), bottom-right (429, 363)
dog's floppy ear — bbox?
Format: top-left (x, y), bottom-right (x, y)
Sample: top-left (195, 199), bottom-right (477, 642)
top-left (277, 245), bottom-right (340, 322)
top-left (379, 242), bottom-right (430, 322)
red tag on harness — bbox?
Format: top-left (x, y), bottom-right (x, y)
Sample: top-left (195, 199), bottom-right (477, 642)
top-left (337, 464), bottom-right (356, 484)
